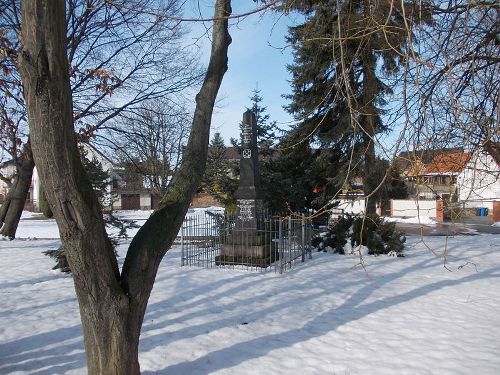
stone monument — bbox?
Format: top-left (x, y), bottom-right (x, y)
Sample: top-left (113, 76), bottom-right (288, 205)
top-left (234, 110), bottom-right (263, 228)
top-left (217, 110), bottom-right (274, 266)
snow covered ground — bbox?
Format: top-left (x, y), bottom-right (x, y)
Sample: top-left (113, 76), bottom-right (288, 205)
top-left (1, 213), bottom-right (500, 374)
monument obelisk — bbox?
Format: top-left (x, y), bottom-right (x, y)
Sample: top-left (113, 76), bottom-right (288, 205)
top-left (234, 110), bottom-right (263, 229)
top-left (218, 110), bottom-right (273, 266)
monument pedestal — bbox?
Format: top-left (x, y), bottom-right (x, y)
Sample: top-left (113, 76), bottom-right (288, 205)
top-left (217, 199), bottom-right (278, 267)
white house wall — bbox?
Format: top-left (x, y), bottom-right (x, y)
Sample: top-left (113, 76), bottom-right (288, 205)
top-left (140, 193), bottom-right (151, 209)
top-left (391, 199), bottom-right (437, 218)
top-left (32, 166), bottom-right (40, 208)
top-left (457, 151), bottom-right (500, 206)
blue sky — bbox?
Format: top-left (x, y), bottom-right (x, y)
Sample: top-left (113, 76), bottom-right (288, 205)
top-left (185, 2), bottom-right (403, 154)
top-left (186, 2), bottom-right (301, 144)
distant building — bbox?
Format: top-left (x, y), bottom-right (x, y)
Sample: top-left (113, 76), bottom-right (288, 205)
top-left (457, 141), bottom-right (500, 211)
top-left (396, 148), bottom-right (470, 201)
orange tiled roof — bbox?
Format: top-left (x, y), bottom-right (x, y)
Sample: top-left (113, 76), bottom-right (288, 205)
top-left (423, 152), bottom-right (471, 174)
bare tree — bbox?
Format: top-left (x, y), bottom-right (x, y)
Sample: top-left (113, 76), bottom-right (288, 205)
top-left (0, 0), bottom-right (202, 238)
top-left (410, 0), bottom-right (499, 151)
top-left (18, 1), bottom-right (231, 374)
top-left (395, 0), bottom-right (499, 217)
top-left (101, 98), bottom-right (191, 198)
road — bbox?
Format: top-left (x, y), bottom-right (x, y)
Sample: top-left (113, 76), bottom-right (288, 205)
top-left (396, 219), bottom-right (500, 236)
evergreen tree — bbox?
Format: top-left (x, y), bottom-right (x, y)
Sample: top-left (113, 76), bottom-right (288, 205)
top-left (263, 138), bottom-right (321, 213)
top-left (81, 156), bottom-right (112, 208)
top-left (204, 133), bottom-right (237, 207)
top-left (247, 87), bottom-right (278, 150)
top-left (38, 184), bottom-right (53, 218)
top-left (230, 87), bottom-right (279, 153)
top-left (284, 0), bottom-right (431, 214)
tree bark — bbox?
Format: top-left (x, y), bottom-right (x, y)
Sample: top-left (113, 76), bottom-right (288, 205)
top-left (0, 144), bottom-right (35, 239)
top-left (18, 0), bottom-right (231, 374)
top-left (360, 1), bottom-right (378, 216)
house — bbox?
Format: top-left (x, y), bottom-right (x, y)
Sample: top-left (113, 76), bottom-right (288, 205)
top-left (0, 160), bottom-right (17, 203)
top-left (396, 148), bottom-right (470, 201)
top-left (1, 143), bottom-right (159, 211)
top-left (456, 141), bottom-right (500, 212)
top-left (111, 164), bottom-right (159, 210)
top-left (391, 144), bottom-right (499, 220)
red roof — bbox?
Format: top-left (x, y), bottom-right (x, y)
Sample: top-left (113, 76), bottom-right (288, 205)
top-left (423, 152), bottom-right (471, 174)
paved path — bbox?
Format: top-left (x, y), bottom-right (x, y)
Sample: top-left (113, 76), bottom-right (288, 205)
top-left (396, 221), bottom-right (500, 236)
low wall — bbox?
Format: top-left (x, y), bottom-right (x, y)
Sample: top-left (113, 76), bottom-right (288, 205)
top-left (191, 193), bottom-right (221, 208)
top-left (391, 199), bottom-right (437, 218)
top-left (462, 200), bottom-right (495, 211)
top-left (336, 199), bottom-right (366, 215)
top-left (140, 193), bottom-right (151, 209)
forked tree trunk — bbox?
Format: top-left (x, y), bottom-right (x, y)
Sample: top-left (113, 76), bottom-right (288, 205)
top-left (18, 1), bottom-right (231, 373)
top-left (0, 145), bottom-right (35, 238)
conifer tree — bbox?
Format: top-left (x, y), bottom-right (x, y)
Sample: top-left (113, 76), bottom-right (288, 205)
top-left (231, 87), bottom-right (279, 153)
top-left (204, 133), bottom-right (237, 207)
top-left (284, 0), bottom-right (431, 214)
top-left (38, 184), bottom-right (53, 218)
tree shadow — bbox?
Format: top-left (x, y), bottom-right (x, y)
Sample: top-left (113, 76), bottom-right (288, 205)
top-left (0, 325), bottom-right (85, 374)
top-left (0, 274), bottom-right (64, 290)
top-left (0, 297), bottom-right (76, 319)
top-left (141, 255), bottom-right (498, 374)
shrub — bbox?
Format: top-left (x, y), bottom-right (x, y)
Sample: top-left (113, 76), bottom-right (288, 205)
top-left (313, 214), bottom-right (405, 256)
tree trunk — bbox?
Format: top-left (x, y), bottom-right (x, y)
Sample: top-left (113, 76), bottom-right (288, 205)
top-left (18, 1), bottom-right (231, 374)
top-left (0, 145), bottom-right (35, 238)
top-left (360, 2), bottom-right (378, 216)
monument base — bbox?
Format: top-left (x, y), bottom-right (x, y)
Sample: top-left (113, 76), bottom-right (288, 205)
top-left (219, 229), bottom-right (278, 267)
top-left (215, 251), bottom-right (279, 268)
top-left (221, 243), bottom-right (270, 258)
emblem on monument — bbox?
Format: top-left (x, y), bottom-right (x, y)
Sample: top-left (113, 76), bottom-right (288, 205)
top-left (242, 149), bottom-right (251, 159)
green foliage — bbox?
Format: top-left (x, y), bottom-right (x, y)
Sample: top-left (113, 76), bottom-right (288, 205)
top-left (284, 0), bottom-right (430, 210)
top-left (247, 87), bottom-right (279, 152)
top-left (351, 215), bottom-right (406, 255)
top-left (314, 214), bottom-right (406, 256)
top-left (261, 139), bottom-right (323, 213)
top-left (43, 248), bottom-right (71, 273)
top-left (81, 154), bottom-right (111, 207)
top-left (320, 215), bottom-right (354, 254)
top-left (204, 133), bottom-right (238, 207)
top-left (230, 87), bottom-right (280, 153)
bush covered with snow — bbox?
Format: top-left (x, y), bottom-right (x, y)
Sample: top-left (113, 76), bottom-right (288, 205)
top-left (313, 214), bottom-right (406, 256)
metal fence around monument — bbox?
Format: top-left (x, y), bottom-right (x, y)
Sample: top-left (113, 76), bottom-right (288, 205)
top-left (180, 211), bottom-right (314, 273)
